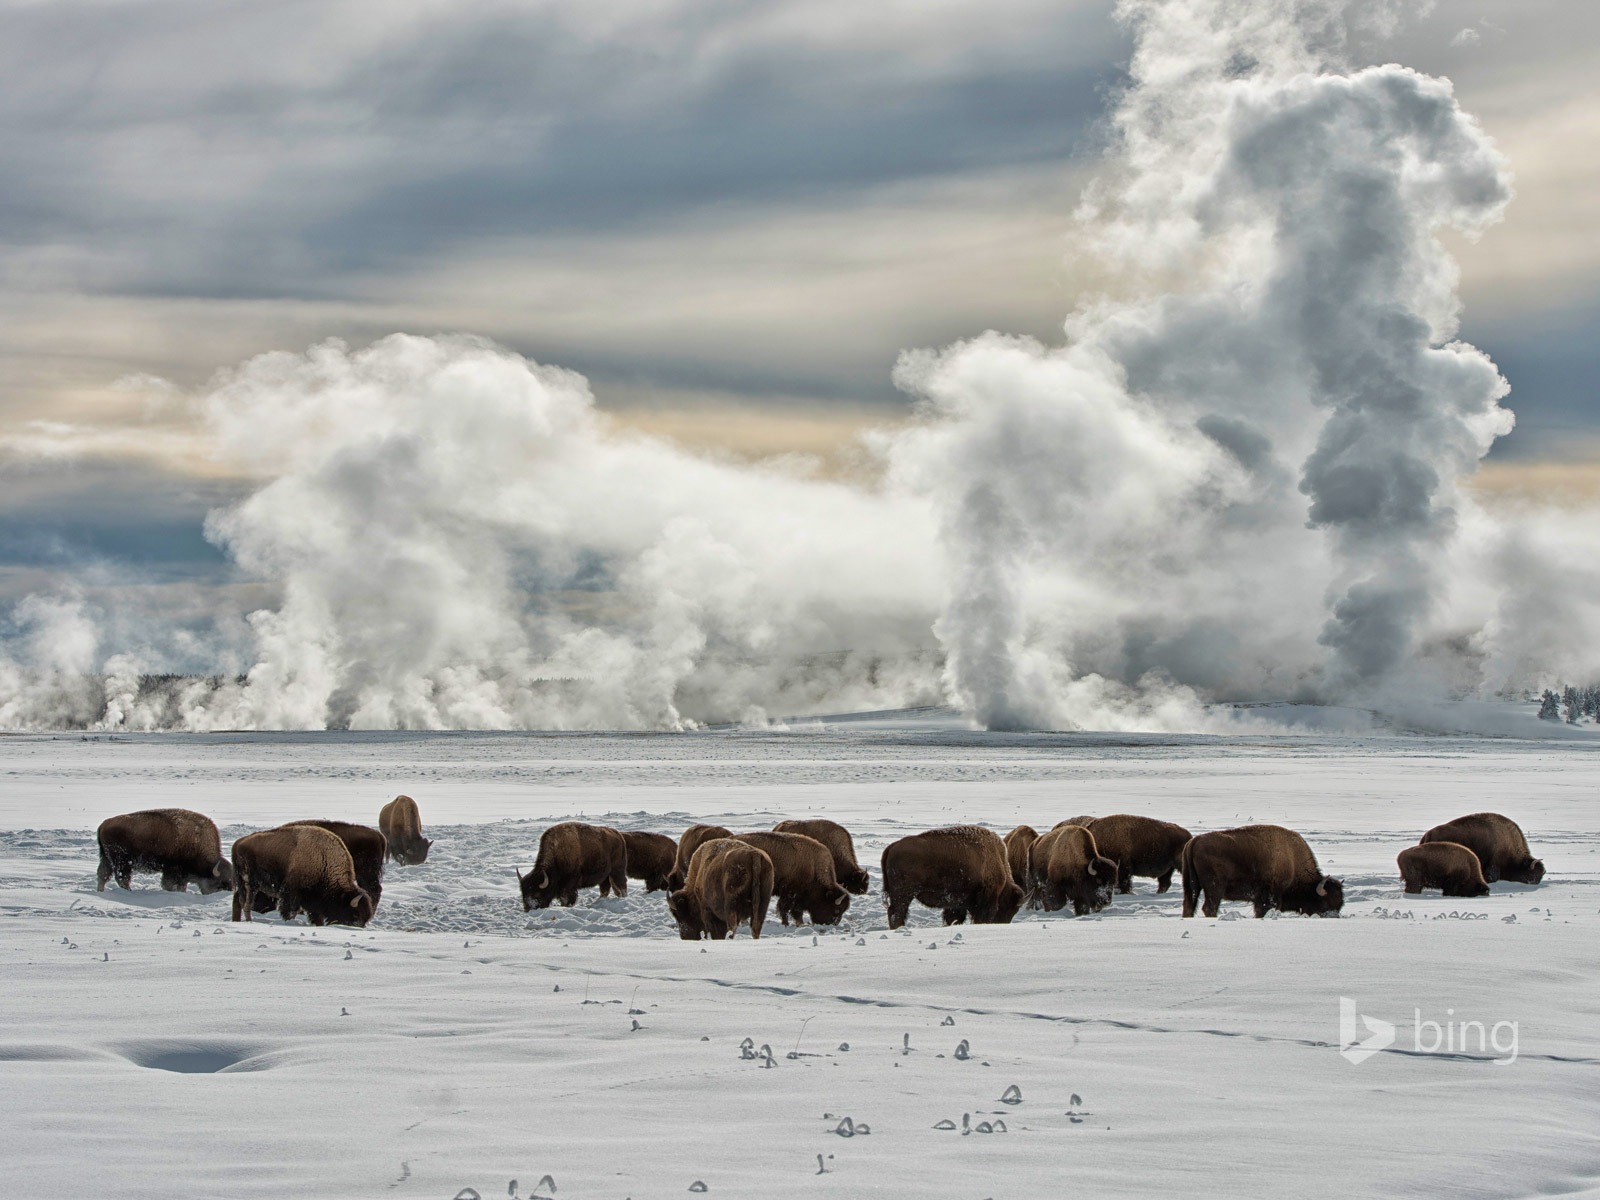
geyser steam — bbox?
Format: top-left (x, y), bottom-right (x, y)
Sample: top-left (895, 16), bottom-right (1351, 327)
top-left (3, 0), bottom-right (1597, 733)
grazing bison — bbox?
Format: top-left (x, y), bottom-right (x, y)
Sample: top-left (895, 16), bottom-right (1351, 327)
top-left (252, 820), bottom-right (386, 914)
top-left (731, 831), bottom-right (850, 926)
top-left (1420, 813), bottom-right (1544, 885)
top-left (1181, 825), bottom-right (1343, 918)
top-left (773, 818), bottom-right (870, 894)
top-left (231, 825), bottom-right (374, 926)
top-left (519, 822), bottom-right (628, 910)
top-left (1085, 814), bottom-right (1192, 894)
top-left (880, 826), bottom-right (1023, 930)
top-left (1002, 825), bottom-right (1040, 907)
top-left (669, 824), bottom-right (733, 890)
top-left (377, 795), bottom-right (432, 865)
top-left (96, 808), bottom-right (233, 895)
top-left (1030, 824), bottom-right (1117, 916)
top-left (667, 838), bottom-right (775, 940)
top-left (620, 831), bottom-right (678, 893)
top-left (1398, 842), bottom-right (1490, 898)
top-left (1053, 815), bottom-right (1095, 830)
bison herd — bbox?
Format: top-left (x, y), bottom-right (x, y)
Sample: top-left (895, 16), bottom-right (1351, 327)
top-left (92, 801), bottom-right (1546, 939)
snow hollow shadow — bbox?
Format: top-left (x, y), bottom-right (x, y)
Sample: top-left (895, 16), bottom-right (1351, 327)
top-left (110, 1039), bottom-right (277, 1074)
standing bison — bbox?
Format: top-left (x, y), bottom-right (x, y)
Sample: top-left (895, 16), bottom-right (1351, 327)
top-left (1398, 842), bottom-right (1490, 897)
top-left (730, 831), bottom-right (851, 926)
top-left (519, 822), bottom-right (628, 910)
top-left (668, 824), bottom-right (733, 890)
top-left (1030, 824), bottom-right (1117, 916)
top-left (252, 820), bottom-right (386, 913)
top-left (880, 826), bottom-right (1023, 929)
top-left (1085, 814), bottom-right (1191, 894)
top-left (667, 838), bottom-right (775, 940)
top-left (231, 825), bottom-right (374, 926)
top-left (96, 809), bottom-right (233, 895)
top-left (1420, 813), bottom-right (1544, 884)
top-left (378, 795), bottom-right (432, 865)
top-left (620, 831), bottom-right (678, 893)
top-left (1181, 825), bottom-right (1343, 918)
top-left (773, 818), bottom-right (870, 894)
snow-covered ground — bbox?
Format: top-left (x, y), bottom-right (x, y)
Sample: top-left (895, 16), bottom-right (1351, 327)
top-left (3, 712), bottom-right (1598, 1198)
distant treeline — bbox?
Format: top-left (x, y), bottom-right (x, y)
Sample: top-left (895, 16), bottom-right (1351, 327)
top-left (1536, 686), bottom-right (1600, 723)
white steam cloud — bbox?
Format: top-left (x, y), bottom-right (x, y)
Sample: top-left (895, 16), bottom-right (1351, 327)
top-left (3, 0), bottom-right (1598, 733)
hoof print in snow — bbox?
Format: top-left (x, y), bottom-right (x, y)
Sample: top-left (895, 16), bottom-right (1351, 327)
top-left (837, 1042), bottom-right (849, 1051)
top-left (855, 937), bottom-right (865, 946)
top-left (1069, 1093), bottom-right (1082, 1107)
top-left (941, 1015), bottom-right (955, 1026)
top-left (532, 1174), bottom-right (557, 1195)
top-left (999, 1085), bottom-right (1022, 1105)
top-left (454, 1190), bottom-right (482, 1200)
top-left (688, 1182), bottom-right (708, 1193)
top-left (954, 1039), bottom-right (971, 1060)
top-left (933, 1119), bottom-right (958, 1130)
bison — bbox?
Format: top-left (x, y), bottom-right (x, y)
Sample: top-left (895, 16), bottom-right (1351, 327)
top-left (1053, 815), bottom-right (1096, 829)
top-left (251, 820), bottom-right (386, 914)
top-left (620, 831), bottom-right (678, 892)
top-left (1030, 823), bottom-right (1116, 916)
top-left (772, 818), bottom-right (870, 894)
top-left (1419, 813), bottom-right (1544, 885)
top-left (519, 822), bottom-right (628, 910)
top-left (880, 826), bottom-right (1023, 930)
top-left (668, 824), bottom-right (733, 891)
top-left (1398, 842), bottom-right (1490, 898)
top-left (1084, 814), bottom-right (1191, 894)
top-left (377, 795), bottom-right (432, 865)
top-left (667, 838), bottom-right (775, 940)
top-left (96, 808), bottom-right (233, 895)
top-left (731, 831), bottom-right (851, 926)
top-left (1002, 825), bottom-right (1040, 907)
top-left (1181, 825), bottom-right (1343, 918)
top-left (231, 825), bottom-right (374, 926)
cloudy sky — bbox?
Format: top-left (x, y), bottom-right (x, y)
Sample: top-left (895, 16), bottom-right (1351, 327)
top-left (1, 0), bottom-right (1596, 611)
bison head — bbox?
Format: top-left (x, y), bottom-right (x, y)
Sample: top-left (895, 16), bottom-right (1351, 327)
top-left (984, 880), bottom-right (1024, 925)
top-left (406, 836), bottom-right (433, 865)
top-left (517, 866), bottom-right (556, 911)
top-left (1512, 857), bottom-right (1545, 885)
top-left (198, 859), bottom-right (235, 895)
top-left (840, 865), bottom-right (872, 895)
top-left (666, 889), bottom-right (703, 940)
top-left (809, 885), bottom-right (851, 926)
top-left (1293, 874), bottom-right (1344, 917)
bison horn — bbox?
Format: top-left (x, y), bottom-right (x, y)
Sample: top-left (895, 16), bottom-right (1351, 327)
top-left (1315, 878), bottom-right (1328, 897)
top-left (350, 895), bottom-right (361, 907)
top-left (1086, 859), bottom-right (1098, 876)
top-left (538, 870), bottom-right (550, 890)
top-left (515, 867), bottom-right (523, 883)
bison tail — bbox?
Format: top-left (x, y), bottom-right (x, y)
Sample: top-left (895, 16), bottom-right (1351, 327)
top-left (749, 865), bottom-right (773, 940)
top-left (1180, 838), bottom-right (1199, 918)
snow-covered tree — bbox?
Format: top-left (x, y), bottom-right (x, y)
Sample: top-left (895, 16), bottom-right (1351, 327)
top-left (1538, 690), bottom-right (1561, 720)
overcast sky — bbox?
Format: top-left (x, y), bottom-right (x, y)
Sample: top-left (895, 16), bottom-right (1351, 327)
top-left (1, 0), bottom-right (1597, 605)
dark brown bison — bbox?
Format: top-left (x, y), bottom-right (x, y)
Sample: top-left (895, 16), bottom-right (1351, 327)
top-left (1030, 824), bottom-right (1117, 916)
top-left (1002, 825), bottom-right (1040, 907)
top-left (231, 825), bottom-right (374, 926)
top-left (378, 795), bottom-right (432, 865)
top-left (620, 831), bottom-right (677, 892)
top-left (96, 808), bottom-right (233, 894)
top-left (1398, 842), bottom-right (1490, 898)
top-left (1181, 825), bottom-right (1343, 918)
top-left (519, 822), bottom-right (628, 910)
top-left (1085, 814), bottom-right (1192, 894)
top-left (731, 831), bottom-right (851, 925)
top-left (251, 820), bottom-right (386, 914)
top-left (667, 838), bottom-right (775, 940)
top-left (668, 824), bottom-right (733, 890)
top-left (1420, 813), bottom-right (1544, 885)
top-left (772, 818), bottom-right (870, 894)
top-left (880, 826), bottom-right (1023, 930)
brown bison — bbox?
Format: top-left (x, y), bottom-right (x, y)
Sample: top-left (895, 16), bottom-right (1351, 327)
top-left (1398, 842), bottom-right (1490, 898)
top-left (731, 831), bottom-right (851, 926)
top-left (880, 826), bottom-right (1023, 930)
top-left (1002, 825), bottom-right (1040, 907)
top-left (1054, 815), bottom-right (1096, 829)
top-left (620, 831), bottom-right (678, 892)
top-left (252, 820), bottom-right (386, 914)
top-left (1030, 824), bottom-right (1117, 916)
top-left (519, 822), bottom-right (628, 910)
top-left (667, 838), bottom-right (775, 940)
top-left (1085, 814), bottom-right (1192, 894)
top-left (1420, 813), bottom-right (1544, 885)
top-left (96, 808), bottom-right (233, 894)
top-left (378, 795), bottom-right (432, 865)
top-left (1181, 825), bottom-right (1343, 918)
top-left (231, 825), bottom-right (374, 926)
top-left (773, 818), bottom-right (870, 894)
top-left (668, 824), bottom-right (733, 890)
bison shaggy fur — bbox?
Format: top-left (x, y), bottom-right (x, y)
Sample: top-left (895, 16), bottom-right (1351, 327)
top-left (880, 826), bottom-right (1023, 930)
top-left (1030, 823), bottom-right (1117, 916)
top-left (731, 831), bottom-right (850, 926)
top-left (252, 820), bottom-right (386, 914)
top-left (519, 822), bottom-right (628, 910)
top-left (667, 838), bottom-right (775, 940)
top-left (620, 831), bottom-right (678, 892)
top-left (1181, 825), bottom-right (1343, 918)
top-left (1398, 842), bottom-right (1490, 897)
top-left (669, 824), bottom-right (733, 891)
top-left (1085, 814), bottom-right (1191, 894)
top-left (1420, 813), bottom-right (1544, 885)
top-left (1002, 825), bottom-right (1040, 907)
top-left (96, 808), bottom-right (233, 895)
top-left (378, 795), bottom-right (432, 865)
top-left (772, 818), bottom-right (870, 894)
top-left (231, 825), bottom-right (374, 926)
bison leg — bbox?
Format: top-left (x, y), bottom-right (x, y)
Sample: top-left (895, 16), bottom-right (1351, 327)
top-left (885, 891), bottom-right (911, 931)
top-left (560, 888), bottom-right (578, 907)
top-left (1117, 868), bottom-right (1133, 895)
top-left (1402, 878), bottom-right (1422, 894)
top-left (116, 861), bottom-right (134, 890)
top-left (95, 848), bottom-right (112, 892)
top-left (1155, 870), bottom-right (1173, 894)
top-left (1199, 887), bottom-right (1222, 918)
top-left (610, 861), bottom-right (628, 898)
top-left (942, 906), bottom-right (968, 925)
top-left (1251, 891), bottom-right (1273, 919)
top-left (160, 871), bottom-right (188, 893)
top-left (232, 883), bottom-right (248, 922)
